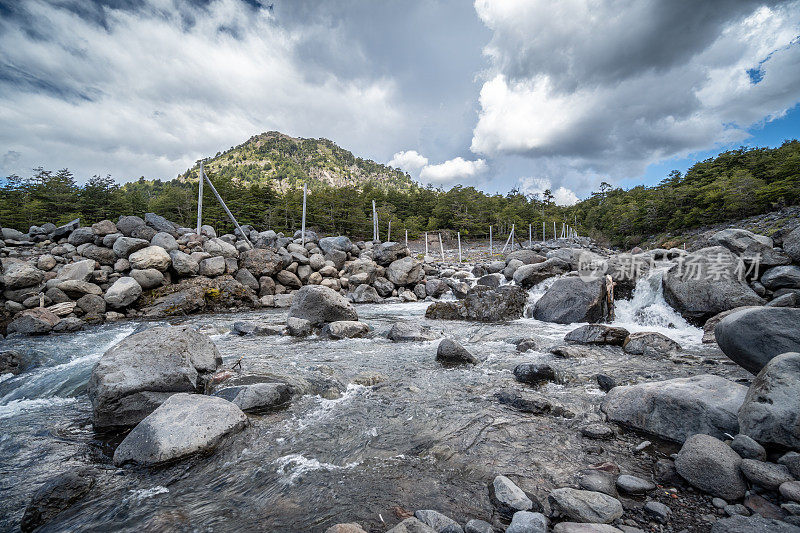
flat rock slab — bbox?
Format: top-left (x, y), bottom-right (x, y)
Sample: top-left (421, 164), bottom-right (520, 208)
top-left (600, 374), bottom-right (747, 443)
top-left (710, 514), bottom-right (800, 533)
top-left (548, 488), bottom-right (623, 524)
top-left (213, 382), bottom-right (291, 413)
top-left (113, 393), bottom-right (247, 466)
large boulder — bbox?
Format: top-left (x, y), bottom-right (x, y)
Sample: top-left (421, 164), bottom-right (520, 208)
top-left (87, 326), bottom-right (222, 428)
top-left (436, 338), bottom-right (478, 365)
top-left (784, 226), bottom-right (800, 263)
top-left (19, 468), bottom-right (97, 533)
top-left (709, 228), bottom-right (790, 267)
top-left (738, 352), bottom-right (800, 450)
top-left (349, 284), bottom-right (382, 303)
top-left (113, 393), bottom-right (246, 466)
top-left (204, 238), bottom-right (239, 258)
top-left (169, 250), bottom-right (200, 276)
top-left (319, 236), bottom-right (353, 255)
top-left (702, 305), bottom-right (760, 343)
top-left (507, 249), bottom-right (546, 265)
top-left (532, 276), bottom-right (611, 324)
top-left (373, 242), bottom-right (408, 266)
top-left (564, 324), bottom-right (629, 345)
top-left (67, 227), bottom-right (94, 246)
top-left (79, 244), bottom-right (116, 265)
top-left (711, 514), bottom-right (800, 533)
top-left (761, 265), bottom-right (800, 291)
top-left (7, 308), bottom-right (61, 335)
top-left (547, 488), bottom-right (623, 524)
top-left (151, 231), bottom-right (178, 252)
top-left (662, 246), bottom-right (765, 323)
top-left (489, 475), bottom-right (538, 518)
top-left (103, 277), bottom-right (142, 308)
top-left (601, 374), bottom-right (747, 443)
top-left (144, 212), bottom-right (178, 236)
top-left (674, 433), bottom-right (747, 500)
top-left (715, 307), bottom-right (800, 374)
top-left (321, 321), bottom-right (370, 339)
top-left (56, 259), bottom-right (95, 282)
top-left (386, 257), bottom-right (423, 286)
top-left (2, 260), bottom-right (43, 289)
top-left (116, 215), bottom-right (145, 236)
top-left (112, 236), bottom-right (150, 258)
top-left (239, 248), bottom-right (283, 277)
top-left (213, 382), bottom-right (291, 413)
top-left (50, 218), bottom-right (80, 239)
top-left (512, 258), bottom-right (571, 288)
top-left (288, 285), bottom-right (358, 326)
top-left (128, 245), bottom-right (171, 271)
top-left (622, 331), bottom-right (681, 357)
top-left (425, 285), bottom-right (527, 322)
top-left (388, 321), bottom-right (441, 342)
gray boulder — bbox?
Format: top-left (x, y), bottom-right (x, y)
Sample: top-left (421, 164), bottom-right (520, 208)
top-left (506, 511), bottom-right (547, 533)
top-left (738, 352), bottom-right (800, 450)
top-left (507, 249), bottom-right (546, 265)
top-left (56, 259), bottom-right (95, 282)
top-left (425, 285), bottom-right (527, 322)
top-left (784, 226), bottom-right (800, 263)
top-left (413, 510), bottom-right (463, 533)
top-left (601, 374), bottom-right (747, 442)
top-left (552, 524), bottom-right (623, 533)
top-left (151, 231), bottom-right (178, 251)
top-left (674, 433), bottom-right (747, 500)
top-left (112, 236), bottom-right (149, 258)
top-left (532, 276), bottom-right (611, 324)
top-left (130, 268), bottom-right (164, 290)
top-left (116, 215), bottom-right (145, 236)
top-left (512, 258), bottom-right (570, 288)
top-left (740, 459), bottom-right (794, 490)
top-left (622, 331), bottom-right (681, 357)
top-left (715, 307), bottom-right (800, 373)
top-left (762, 265), bottom-right (800, 290)
top-left (113, 393), bottom-right (246, 466)
top-left (144, 212), bottom-right (178, 236)
top-left (386, 256), bottom-right (423, 286)
top-left (386, 518), bottom-right (437, 533)
top-left (547, 488), bottom-right (623, 524)
top-left (239, 248), bottom-right (283, 277)
top-left (1, 227), bottom-right (26, 240)
top-left (288, 285), bottom-right (358, 326)
top-left (91, 219), bottom-right (117, 236)
top-left (79, 244), bottom-right (116, 265)
top-left (319, 236), bottom-right (353, 255)
top-left (730, 433), bottom-right (766, 461)
top-left (489, 475), bottom-right (537, 518)
top-left (7, 308), bottom-right (61, 335)
top-left (170, 250), bottom-right (200, 276)
top-left (2, 260), bottom-right (43, 289)
top-left (129, 245), bottom-right (171, 271)
top-left (103, 277), bottom-right (142, 308)
top-left (374, 242), bottom-right (408, 266)
top-left (51, 218), bottom-right (80, 239)
top-left (477, 273), bottom-right (504, 288)
top-left (87, 326), bottom-right (222, 428)
top-left (350, 284), bottom-right (382, 303)
top-left (199, 256), bottom-right (226, 276)
top-left (564, 324), bottom-right (629, 345)
top-left (67, 227), bottom-right (94, 246)
top-left (213, 382), bottom-right (291, 413)
top-left (436, 338), bottom-right (478, 365)
top-left (662, 246), bottom-right (765, 323)
top-left (709, 228), bottom-right (790, 267)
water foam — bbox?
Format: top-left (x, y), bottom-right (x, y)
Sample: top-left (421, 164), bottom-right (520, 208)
top-left (0, 397), bottom-right (77, 419)
top-left (275, 453), bottom-right (360, 485)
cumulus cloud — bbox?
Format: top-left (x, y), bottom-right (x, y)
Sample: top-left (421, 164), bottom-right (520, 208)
top-left (518, 177), bottom-right (579, 206)
top-left (388, 150), bottom-right (429, 174)
top-left (419, 157), bottom-right (488, 183)
top-left (0, 0), bottom-right (408, 181)
top-left (472, 0), bottom-right (800, 181)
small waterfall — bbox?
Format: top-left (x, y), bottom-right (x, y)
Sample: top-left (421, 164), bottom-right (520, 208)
top-left (614, 268), bottom-right (701, 345)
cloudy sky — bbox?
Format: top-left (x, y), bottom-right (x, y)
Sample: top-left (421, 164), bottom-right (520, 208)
top-left (1, 0), bottom-right (799, 204)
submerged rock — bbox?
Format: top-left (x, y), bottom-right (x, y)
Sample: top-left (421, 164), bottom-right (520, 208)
top-left (601, 374), bottom-right (747, 442)
top-left (738, 352), bottom-right (800, 450)
top-left (622, 331), bottom-right (681, 357)
top-left (20, 468), bottom-right (97, 533)
top-left (425, 285), bottom-right (527, 322)
top-left (675, 433), bottom-right (746, 500)
top-left (213, 382), bottom-right (291, 413)
top-left (564, 324), bottom-right (629, 346)
top-left (88, 326), bottom-right (222, 429)
top-left (715, 307), bottom-right (800, 374)
top-left (113, 393), bottom-right (247, 466)
top-left (388, 321), bottom-right (441, 342)
top-left (321, 321), bottom-right (370, 339)
top-left (436, 338), bottom-right (478, 365)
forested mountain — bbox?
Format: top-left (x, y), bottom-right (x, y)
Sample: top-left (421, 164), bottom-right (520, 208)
top-left (180, 131), bottom-right (415, 192)
top-left (1, 136), bottom-right (798, 247)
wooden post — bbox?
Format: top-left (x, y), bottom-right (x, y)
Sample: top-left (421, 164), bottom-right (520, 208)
top-left (203, 172), bottom-right (253, 249)
top-left (511, 223), bottom-right (515, 250)
top-left (439, 233), bottom-right (445, 261)
top-left (425, 231), bottom-right (428, 257)
top-left (196, 161), bottom-right (204, 234)
top-left (553, 221), bottom-right (557, 240)
top-left (301, 182), bottom-right (307, 247)
top-left (457, 232), bottom-right (462, 262)
top-left (405, 229), bottom-right (408, 247)
top-left (372, 200), bottom-right (377, 241)
top-left (528, 224), bottom-right (532, 248)
top-left (501, 224), bottom-right (515, 253)
top-left (542, 221), bottom-right (545, 242)
top-left (489, 225), bottom-right (493, 256)
top-left (387, 220), bottom-right (391, 241)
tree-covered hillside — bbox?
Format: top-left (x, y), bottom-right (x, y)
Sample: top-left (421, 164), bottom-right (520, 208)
top-left (1, 137), bottom-right (797, 247)
top-left (181, 131), bottom-right (416, 192)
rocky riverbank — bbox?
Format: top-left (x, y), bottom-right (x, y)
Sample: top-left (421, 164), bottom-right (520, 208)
top-left (2, 216), bottom-right (800, 532)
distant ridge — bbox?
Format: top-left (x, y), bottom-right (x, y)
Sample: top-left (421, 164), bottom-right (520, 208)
top-left (181, 131), bottom-right (416, 192)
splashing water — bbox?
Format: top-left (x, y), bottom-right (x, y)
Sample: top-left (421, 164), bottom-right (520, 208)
top-left (614, 268), bottom-right (701, 346)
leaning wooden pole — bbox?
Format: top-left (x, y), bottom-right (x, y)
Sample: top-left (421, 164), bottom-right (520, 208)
top-left (439, 233), bottom-right (445, 262)
top-left (489, 225), bottom-right (493, 256)
top-left (203, 171), bottom-right (253, 249)
top-left (457, 232), bottom-right (462, 262)
top-left (301, 182), bottom-right (307, 247)
top-left (196, 161), bottom-right (204, 234)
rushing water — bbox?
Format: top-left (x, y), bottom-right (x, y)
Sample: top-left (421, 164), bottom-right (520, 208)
top-left (0, 276), bottom-right (745, 532)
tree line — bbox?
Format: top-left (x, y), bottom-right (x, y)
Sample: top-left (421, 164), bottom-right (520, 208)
top-left (1, 140), bottom-right (797, 247)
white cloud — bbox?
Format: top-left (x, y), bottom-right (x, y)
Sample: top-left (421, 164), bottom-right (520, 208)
top-left (0, 0), bottom-right (408, 181)
top-left (471, 0), bottom-right (800, 181)
top-left (387, 150), bottom-right (429, 174)
top-left (518, 177), bottom-right (578, 206)
top-left (419, 157), bottom-right (488, 183)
